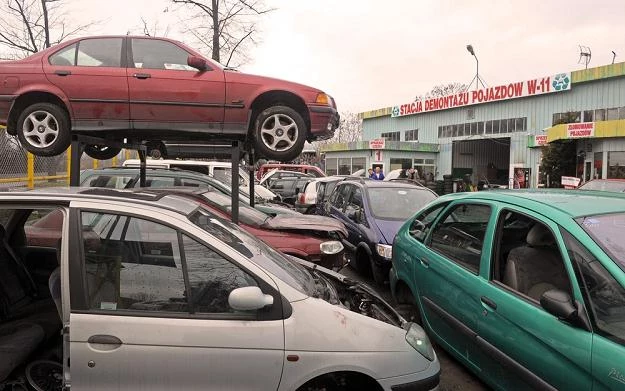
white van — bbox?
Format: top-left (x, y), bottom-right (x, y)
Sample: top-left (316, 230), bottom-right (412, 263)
top-left (122, 159), bottom-right (278, 201)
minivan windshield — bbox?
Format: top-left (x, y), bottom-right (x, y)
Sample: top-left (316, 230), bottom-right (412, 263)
top-left (578, 213), bottom-right (625, 271)
top-left (189, 208), bottom-right (315, 295)
top-left (367, 187), bottom-right (437, 220)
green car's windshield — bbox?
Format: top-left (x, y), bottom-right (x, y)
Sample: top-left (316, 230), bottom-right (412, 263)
top-left (578, 213), bottom-right (625, 271)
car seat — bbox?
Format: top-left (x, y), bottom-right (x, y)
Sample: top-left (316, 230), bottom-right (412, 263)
top-left (503, 224), bottom-right (570, 301)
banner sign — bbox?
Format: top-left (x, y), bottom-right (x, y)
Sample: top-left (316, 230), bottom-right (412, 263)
top-left (567, 122), bottom-right (595, 138)
top-left (369, 138), bottom-right (386, 149)
top-left (561, 176), bottom-right (581, 189)
top-left (392, 73), bottom-right (571, 118)
top-left (534, 135), bottom-right (548, 147)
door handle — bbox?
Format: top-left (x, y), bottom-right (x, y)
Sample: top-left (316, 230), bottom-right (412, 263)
top-left (133, 73), bottom-right (151, 79)
top-left (480, 296), bottom-right (497, 310)
top-left (88, 334), bottom-right (123, 346)
top-left (419, 257), bottom-right (430, 268)
top-left (54, 70), bottom-right (71, 76)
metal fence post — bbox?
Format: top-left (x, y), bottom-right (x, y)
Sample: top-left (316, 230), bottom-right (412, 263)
top-left (27, 153), bottom-right (34, 189)
top-left (112, 156), bottom-right (118, 167)
top-left (66, 146), bottom-right (72, 185)
top-left (93, 158), bottom-right (99, 169)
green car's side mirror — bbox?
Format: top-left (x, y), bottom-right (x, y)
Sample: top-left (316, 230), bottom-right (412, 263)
top-left (540, 289), bottom-right (591, 331)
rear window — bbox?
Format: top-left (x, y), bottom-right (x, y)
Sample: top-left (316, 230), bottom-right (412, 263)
top-left (578, 213), bottom-right (625, 271)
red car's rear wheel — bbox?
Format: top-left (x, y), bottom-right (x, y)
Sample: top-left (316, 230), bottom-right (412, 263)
top-left (16, 103), bottom-right (71, 157)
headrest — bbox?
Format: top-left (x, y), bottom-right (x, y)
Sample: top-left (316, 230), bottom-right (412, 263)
top-left (527, 224), bottom-right (554, 247)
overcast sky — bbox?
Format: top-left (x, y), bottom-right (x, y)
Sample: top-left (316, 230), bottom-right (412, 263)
top-left (63, 0), bottom-right (625, 112)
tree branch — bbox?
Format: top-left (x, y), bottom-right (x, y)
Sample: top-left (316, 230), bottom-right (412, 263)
top-left (225, 27), bottom-right (252, 66)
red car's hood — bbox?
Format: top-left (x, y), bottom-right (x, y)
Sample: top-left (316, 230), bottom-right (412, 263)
top-left (262, 214), bottom-right (347, 237)
top-left (224, 70), bottom-right (323, 94)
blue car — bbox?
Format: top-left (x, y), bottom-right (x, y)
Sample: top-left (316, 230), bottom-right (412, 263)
top-left (323, 178), bottom-right (437, 285)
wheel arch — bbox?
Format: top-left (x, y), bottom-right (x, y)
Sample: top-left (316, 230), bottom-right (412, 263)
top-left (247, 90), bottom-right (310, 135)
top-left (8, 89), bottom-right (71, 135)
top-left (294, 370), bottom-right (383, 391)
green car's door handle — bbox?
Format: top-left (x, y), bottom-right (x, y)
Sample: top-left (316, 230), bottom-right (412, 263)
top-left (481, 296), bottom-right (497, 310)
top-left (419, 258), bottom-right (430, 267)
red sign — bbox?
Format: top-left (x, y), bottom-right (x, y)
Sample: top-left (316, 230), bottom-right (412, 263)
top-left (392, 72), bottom-right (571, 118)
top-left (369, 138), bottom-right (385, 149)
top-left (567, 122), bottom-right (595, 138)
top-left (534, 135), bottom-right (548, 146)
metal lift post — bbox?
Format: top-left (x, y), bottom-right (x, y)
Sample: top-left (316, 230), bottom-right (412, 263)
top-left (231, 141), bottom-right (240, 224)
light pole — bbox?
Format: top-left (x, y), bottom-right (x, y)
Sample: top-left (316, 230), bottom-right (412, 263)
top-left (466, 44), bottom-right (487, 90)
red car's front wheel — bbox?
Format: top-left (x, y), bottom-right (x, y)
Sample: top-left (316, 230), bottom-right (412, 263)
top-left (253, 105), bottom-right (306, 162)
top-left (16, 103), bottom-right (71, 157)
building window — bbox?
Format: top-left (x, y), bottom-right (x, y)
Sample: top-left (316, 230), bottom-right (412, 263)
top-left (390, 158), bottom-right (412, 171)
top-left (438, 126), bottom-right (443, 138)
top-left (467, 108), bottom-right (475, 120)
top-left (338, 158), bottom-right (351, 175)
top-left (325, 158), bottom-right (338, 176)
top-left (583, 110), bottom-right (594, 122)
top-left (381, 131), bottom-right (400, 141)
top-left (595, 109), bottom-right (606, 121)
top-left (608, 152), bottom-right (625, 179)
top-left (352, 157), bottom-right (366, 174)
top-left (515, 117), bottom-right (526, 131)
top-left (620, 107), bottom-right (625, 120)
top-left (607, 108), bottom-right (619, 121)
top-left (405, 129), bottom-right (419, 141)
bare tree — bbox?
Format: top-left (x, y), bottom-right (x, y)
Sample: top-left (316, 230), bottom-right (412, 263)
top-left (135, 17), bottom-right (170, 38)
top-left (313, 111), bottom-right (362, 152)
top-left (415, 82), bottom-right (468, 101)
top-left (0, 0), bottom-right (95, 58)
top-left (170, 0), bottom-right (274, 67)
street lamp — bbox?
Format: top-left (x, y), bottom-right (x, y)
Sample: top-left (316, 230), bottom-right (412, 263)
top-left (466, 44), bottom-right (486, 90)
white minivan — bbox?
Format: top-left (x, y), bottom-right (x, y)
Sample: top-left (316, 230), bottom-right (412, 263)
top-left (122, 159), bottom-right (278, 201)
top-left (0, 189), bottom-right (440, 391)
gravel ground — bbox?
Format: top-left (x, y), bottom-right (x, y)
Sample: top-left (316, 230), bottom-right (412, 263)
top-left (338, 263), bottom-right (489, 391)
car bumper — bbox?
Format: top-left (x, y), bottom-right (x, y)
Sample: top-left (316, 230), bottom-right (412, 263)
top-left (308, 105), bottom-right (339, 140)
top-left (379, 366), bottom-right (440, 391)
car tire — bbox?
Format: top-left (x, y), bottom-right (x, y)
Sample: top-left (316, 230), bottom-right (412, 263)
top-left (253, 105), bottom-right (306, 162)
top-left (84, 144), bottom-right (122, 160)
top-left (146, 141), bottom-right (166, 159)
top-left (16, 103), bottom-right (71, 157)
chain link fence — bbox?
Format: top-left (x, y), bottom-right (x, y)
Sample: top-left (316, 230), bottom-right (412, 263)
top-left (0, 126), bottom-right (137, 190)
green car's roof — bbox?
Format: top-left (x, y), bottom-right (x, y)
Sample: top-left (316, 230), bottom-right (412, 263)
top-left (437, 189), bottom-right (625, 218)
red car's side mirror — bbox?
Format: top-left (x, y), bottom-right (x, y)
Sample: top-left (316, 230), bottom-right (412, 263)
top-left (187, 55), bottom-right (209, 71)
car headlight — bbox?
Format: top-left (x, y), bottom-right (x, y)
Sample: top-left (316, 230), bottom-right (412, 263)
top-left (320, 241), bottom-right (343, 255)
top-left (405, 323), bottom-right (435, 361)
top-left (315, 93), bottom-right (331, 105)
top-left (376, 244), bottom-right (392, 259)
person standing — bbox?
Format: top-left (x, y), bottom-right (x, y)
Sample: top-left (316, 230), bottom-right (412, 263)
top-left (368, 168), bottom-right (374, 178)
top-left (372, 166), bottom-right (385, 180)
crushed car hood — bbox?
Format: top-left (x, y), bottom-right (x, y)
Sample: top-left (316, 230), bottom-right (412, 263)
top-left (263, 214), bottom-right (347, 236)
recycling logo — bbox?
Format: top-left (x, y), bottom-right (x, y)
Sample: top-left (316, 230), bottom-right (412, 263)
top-left (552, 73), bottom-right (570, 91)
top-left (392, 106), bottom-right (400, 117)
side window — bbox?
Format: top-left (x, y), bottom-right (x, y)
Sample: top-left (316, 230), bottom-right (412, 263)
top-left (429, 203), bottom-right (491, 274)
top-left (132, 39), bottom-right (195, 71)
top-left (180, 178), bottom-right (215, 189)
top-left (348, 188), bottom-right (363, 209)
top-left (81, 212), bottom-right (188, 313)
top-left (564, 230), bottom-right (625, 345)
top-left (182, 235), bottom-right (257, 314)
top-left (333, 184), bottom-right (352, 210)
top-left (84, 175), bottom-right (134, 188)
top-left (76, 38), bottom-right (122, 67)
top-left (492, 210), bottom-right (571, 301)
top-left (49, 43), bottom-right (77, 66)
top-left (144, 176), bottom-right (175, 188)
top-left (409, 203), bottom-right (447, 242)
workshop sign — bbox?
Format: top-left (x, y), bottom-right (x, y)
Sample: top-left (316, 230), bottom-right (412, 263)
top-left (369, 138), bottom-right (386, 149)
top-left (566, 122), bottom-right (595, 138)
top-left (391, 72), bottom-right (571, 118)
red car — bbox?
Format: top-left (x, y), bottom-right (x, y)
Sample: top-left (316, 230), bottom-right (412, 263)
top-left (0, 36), bottom-right (339, 162)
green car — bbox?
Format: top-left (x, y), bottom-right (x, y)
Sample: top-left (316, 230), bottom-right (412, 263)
top-left (390, 190), bottom-right (625, 391)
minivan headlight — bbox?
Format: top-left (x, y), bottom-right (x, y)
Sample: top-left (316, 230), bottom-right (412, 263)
top-left (320, 241), bottom-right (343, 255)
top-left (376, 244), bottom-right (392, 259)
top-left (405, 323), bottom-right (434, 361)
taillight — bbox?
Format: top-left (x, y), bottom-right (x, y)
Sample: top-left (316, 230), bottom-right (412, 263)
top-left (299, 192), bottom-right (305, 204)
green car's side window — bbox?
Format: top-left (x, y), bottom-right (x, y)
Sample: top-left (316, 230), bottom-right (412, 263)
top-left (563, 230), bottom-right (625, 346)
top-left (428, 203), bottom-right (491, 274)
top-left (491, 209), bottom-right (572, 302)
top-left (409, 203), bottom-right (447, 242)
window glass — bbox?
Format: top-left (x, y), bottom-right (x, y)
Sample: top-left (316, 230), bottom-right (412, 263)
top-left (81, 212), bottom-right (188, 313)
top-left (595, 109), bottom-right (606, 121)
top-left (182, 235), bottom-right (257, 314)
top-left (485, 120), bottom-right (493, 134)
top-left (492, 119), bottom-right (500, 133)
top-left (338, 158), bottom-right (351, 175)
top-left (49, 43), bottom-right (76, 66)
top-left (515, 118), bottom-right (525, 131)
top-left (132, 39), bottom-right (194, 70)
top-left (410, 203), bottom-right (447, 242)
top-left (351, 157), bottom-right (366, 174)
top-left (349, 187), bottom-right (363, 209)
top-left (507, 119), bottom-right (516, 133)
top-left (492, 211), bottom-right (571, 301)
top-left (608, 152), bottom-right (625, 179)
top-left (333, 184), bottom-right (352, 210)
top-left (76, 38), bottom-right (122, 67)
top-left (578, 213), bottom-right (625, 270)
top-left (499, 119), bottom-right (507, 133)
top-left (429, 203), bottom-right (491, 274)
top-left (325, 158), bottom-right (338, 176)
top-left (607, 108), bottom-right (619, 121)
top-left (367, 187), bottom-right (437, 220)
top-left (563, 230), bottom-right (625, 346)
top-left (583, 110), bottom-right (594, 122)
top-left (83, 174), bottom-right (134, 189)
top-left (144, 176), bottom-right (175, 188)
top-left (180, 178), bottom-right (215, 189)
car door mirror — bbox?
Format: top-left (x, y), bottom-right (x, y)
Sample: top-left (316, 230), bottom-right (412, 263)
top-left (228, 286), bottom-right (273, 311)
top-left (540, 289), bottom-right (576, 321)
top-left (187, 55), bottom-right (209, 71)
